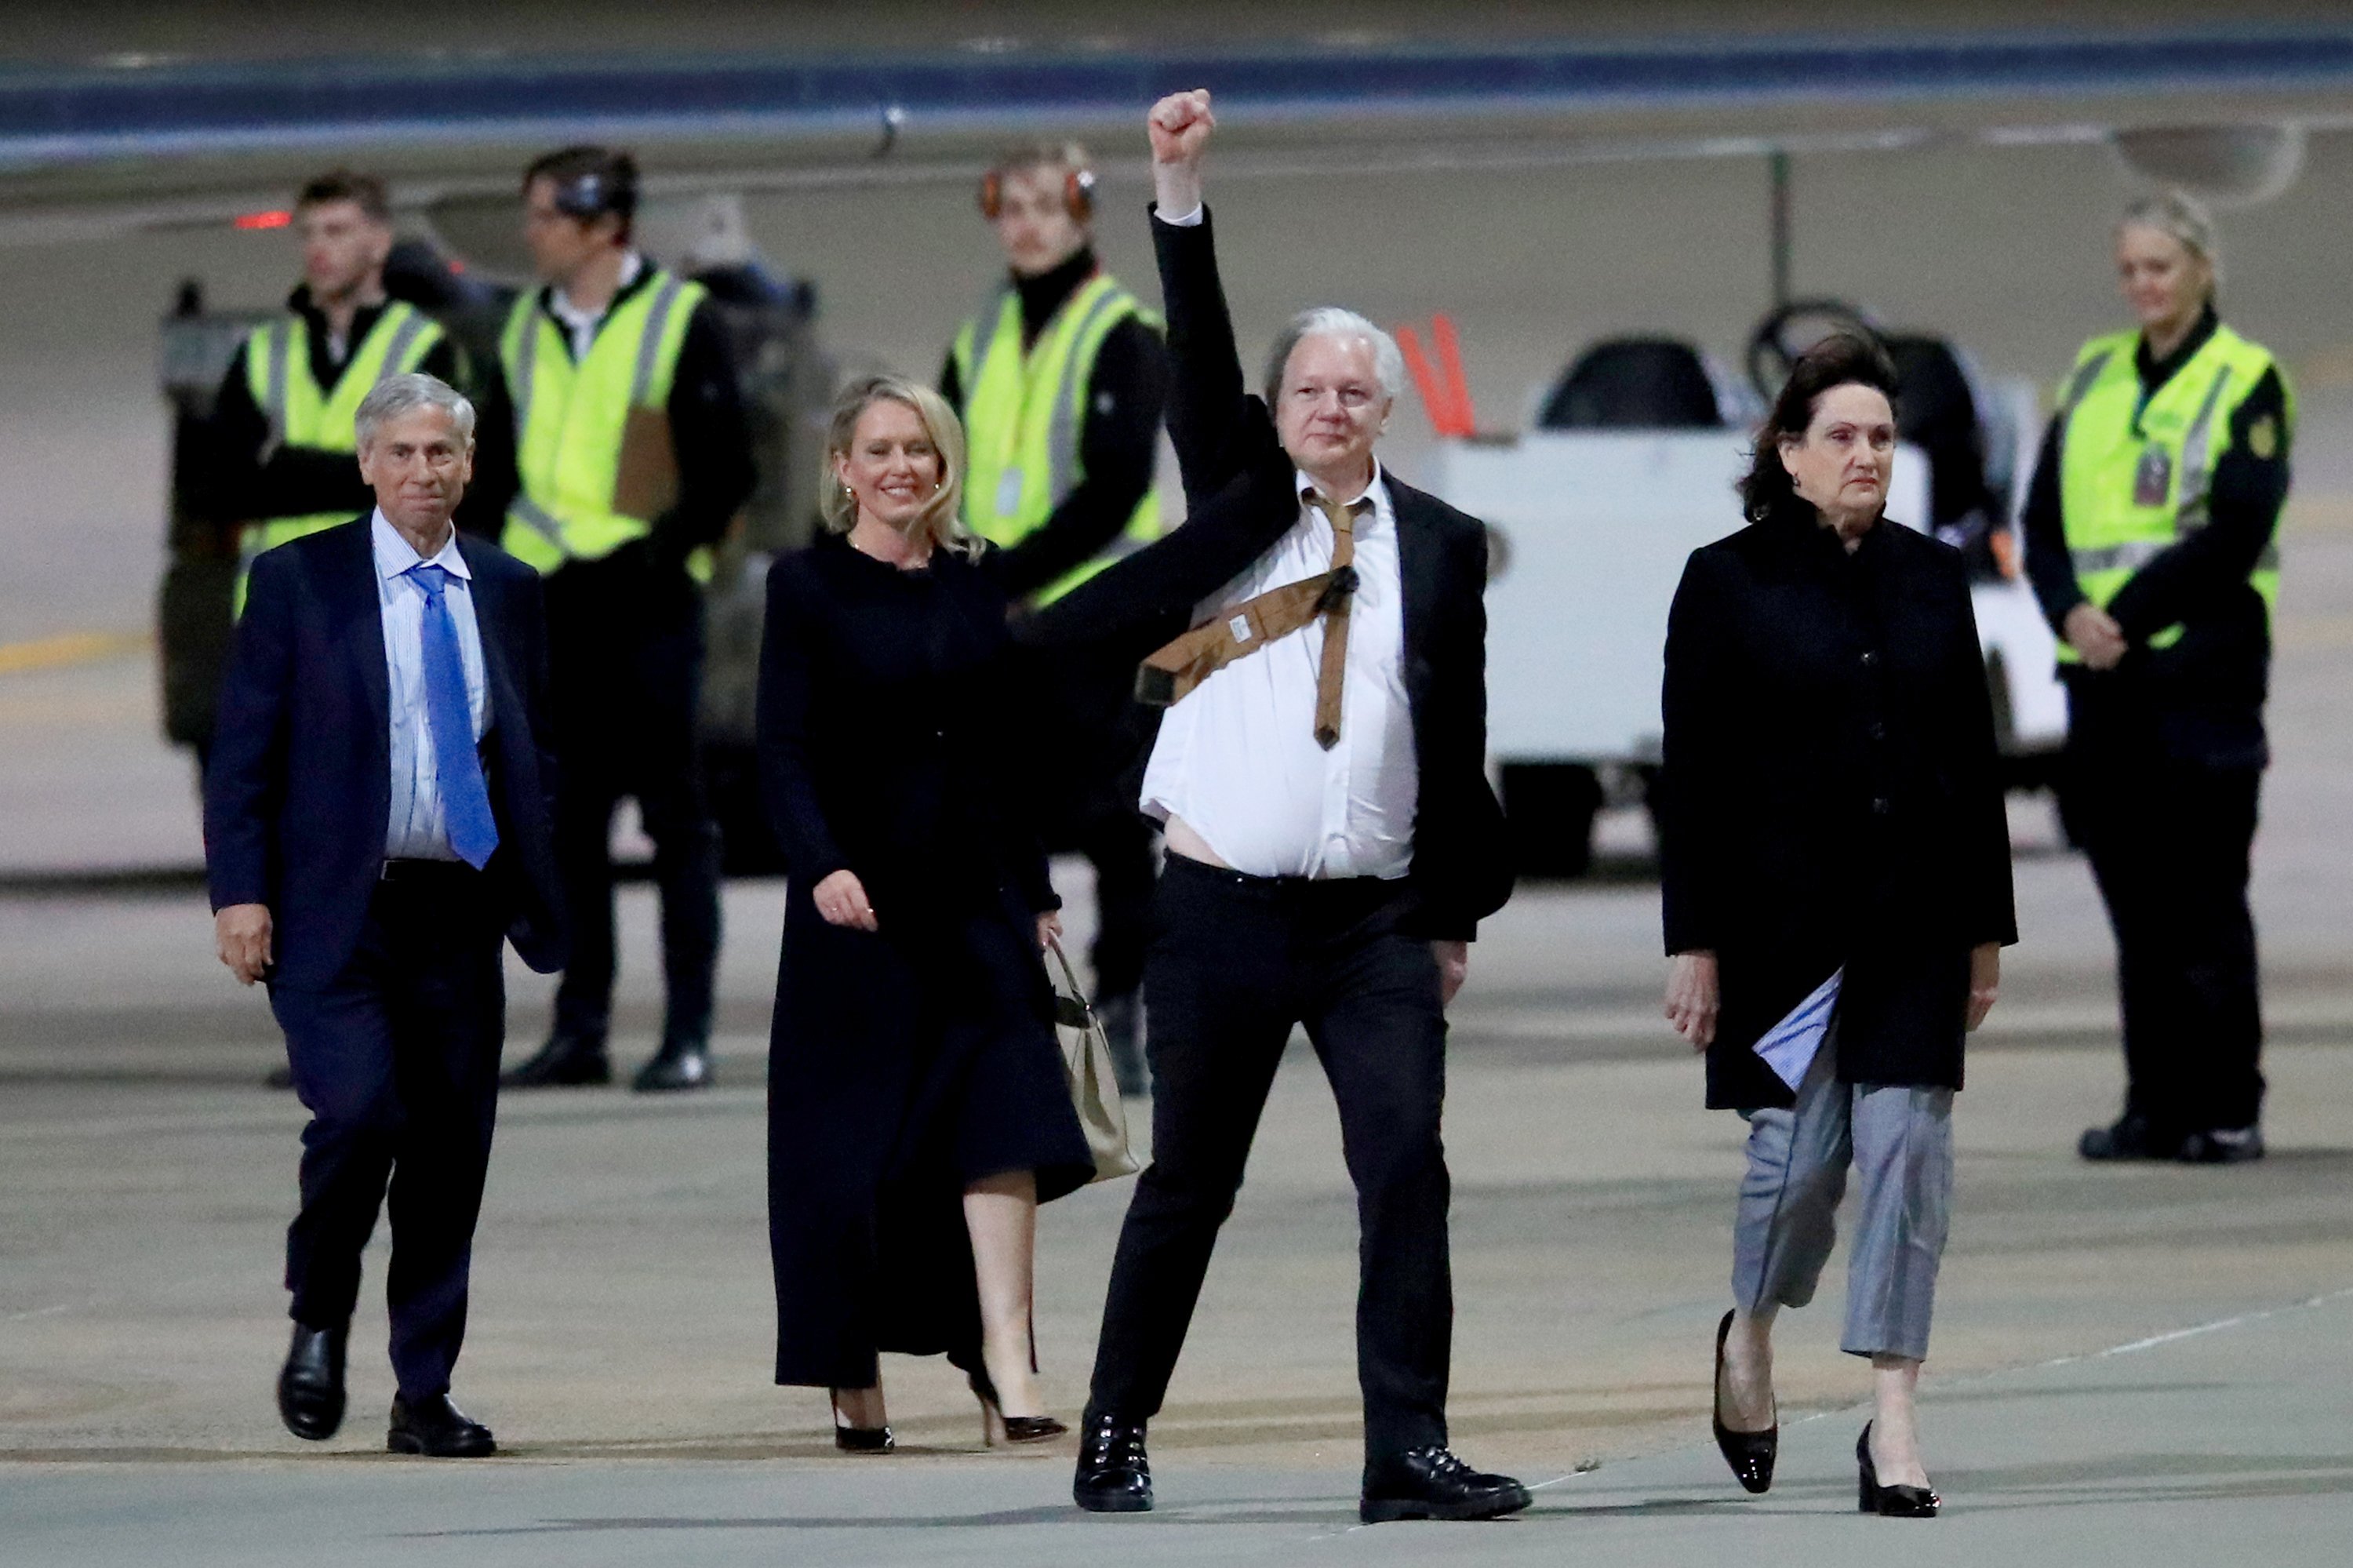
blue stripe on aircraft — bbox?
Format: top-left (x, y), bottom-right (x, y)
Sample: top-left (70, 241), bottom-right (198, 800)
top-left (3, 31), bottom-right (2350, 166)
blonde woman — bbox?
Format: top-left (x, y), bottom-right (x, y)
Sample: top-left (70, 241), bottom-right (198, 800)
top-left (2020, 194), bottom-right (2293, 1166)
top-left (758, 376), bottom-right (1094, 1451)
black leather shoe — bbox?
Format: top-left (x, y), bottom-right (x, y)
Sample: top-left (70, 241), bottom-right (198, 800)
top-left (501, 1033), bottom-right (611, 1089)
top-left (2179, 1125), bottom-right (2265, 1164)
top-left (631, 1039), bottom-right (712, 1093)
top-left (1360, 1446), bottom-right (1533, 1523)
top-left (276, 1322), bottom-right (347, 1441)
top-left (1097, 992), bottom-right (1148, 1098)
top-left (2078, 1113), bottom-right (2180, 1162)
top-left (1857, 1422), bottom-right (1938, 1517)
top-left (388, 1393), bottom-right (496, 1457)
top-left (1072, 1409), bottom-right (1152, 1512)
top-left (1711, 1309), bottom-right (1777, 1493)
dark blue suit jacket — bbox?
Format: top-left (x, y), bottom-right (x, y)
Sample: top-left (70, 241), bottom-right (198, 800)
top-left (204, 516), bottom-right (566, 989)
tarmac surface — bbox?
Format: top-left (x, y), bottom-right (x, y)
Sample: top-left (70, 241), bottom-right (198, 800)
top-left (3, 153), bottom-right (2352, 1566)
top-left (6, 457), bottom-right (2353, 1563)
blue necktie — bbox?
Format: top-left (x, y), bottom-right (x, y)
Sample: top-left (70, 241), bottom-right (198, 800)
top-left (409, 563), bottom-right (500, 869)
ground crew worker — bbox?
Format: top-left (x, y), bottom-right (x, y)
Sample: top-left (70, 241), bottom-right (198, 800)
top-left (2022, 191), bottom-right (2292, 1166)
top-left (201, 171), bottom-right (471, 618)
top-left (942, 141), bottom-right (1170, 1094)
top-left (489, 146), bottom-right (755, 1095)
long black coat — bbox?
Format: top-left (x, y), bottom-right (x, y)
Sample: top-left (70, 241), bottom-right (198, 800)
top-left (1017, 206), bottom-right (1511, 940)
top-left (757, 534), bottom-right (1093, 1388)
top-left (1658, 503), bottom-right (2017, 1108)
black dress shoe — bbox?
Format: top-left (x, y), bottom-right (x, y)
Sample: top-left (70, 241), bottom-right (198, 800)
top-left (2179, 1125), bottom-right (2264, 1164)
top-left (276, 1322), bottom-right (347, 1441)
top-left (1711, 1308), bottom-right (1777, 1493)
top-left (1097, 992), bottom-right (1148, 1099)
top-left (1072, 1409), bottom-right (1152, 1512)
top-left (1360, 1446), bottom-right (1533, 1523)
top-left (501, 1033), bottom-right (611, 1089)
top-left (631, 1039), bottom-right (712, 1093)
top-left (2078, 1113), bottom-right (2181, 1162)
top-left (388, 1393), bottom-right (496, 1457)
top-left (1857, 1422), bottom-right (1939, 1517)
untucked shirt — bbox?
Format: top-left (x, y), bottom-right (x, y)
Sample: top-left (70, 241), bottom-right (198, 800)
top-left (1140, 467), bottom-right (1418, 879)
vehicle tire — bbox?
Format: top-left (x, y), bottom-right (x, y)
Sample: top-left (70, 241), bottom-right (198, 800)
top-left (1500, 762), bottom-right (1603, 880)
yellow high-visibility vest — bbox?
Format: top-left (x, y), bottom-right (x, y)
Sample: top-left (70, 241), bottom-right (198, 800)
top-left (2055, 322), bottom-right (2290, 659)
top-left (500, 268), bottom-right (704, 575)
top-left (233, 300), bottom-right (442, 613)
top-left (951, 271), bottom-right (1162, 605)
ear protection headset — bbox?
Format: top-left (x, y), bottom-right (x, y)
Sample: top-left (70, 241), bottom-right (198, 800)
top-left (549, 166), bottom-right (633, 223)
top-left (978, 159), bottom-right (1096, 223)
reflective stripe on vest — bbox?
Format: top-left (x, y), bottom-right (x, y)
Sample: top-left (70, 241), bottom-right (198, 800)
top-left (2054, 322), bottom-right (2290, 659)
top-left (500, 269), bottom-right (701, 573)
top-left (233, 300), bottom-right (445, 615)
top-left (952, 271), bottom-right (1162, 605)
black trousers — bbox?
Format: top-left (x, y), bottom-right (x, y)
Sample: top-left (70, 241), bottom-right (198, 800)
top-left (270, 868), bottom-right (505, 1400)
top-left (2064, 730), bottom-right (2266, 1136)
top-left (1087, 857), bottom-right (1453, 1459)
top-left (544, 558), bottom-right (721, 1045)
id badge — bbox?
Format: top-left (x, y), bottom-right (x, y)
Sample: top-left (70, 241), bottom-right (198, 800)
top-left (2131, 444), bottom-right (2172, 508)
top-left (995, 466), bottom-right (1026, 517)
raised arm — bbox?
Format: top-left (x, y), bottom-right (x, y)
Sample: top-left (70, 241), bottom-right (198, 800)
top-left (1147, 89), bottom-right (1267, 503)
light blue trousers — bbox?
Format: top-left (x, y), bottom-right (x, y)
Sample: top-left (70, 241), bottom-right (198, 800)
top-left (1731, 1028), bottom-right (1954, 1362)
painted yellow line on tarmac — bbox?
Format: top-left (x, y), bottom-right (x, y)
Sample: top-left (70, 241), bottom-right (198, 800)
top-left (0, 631), bottom-right (152, 675)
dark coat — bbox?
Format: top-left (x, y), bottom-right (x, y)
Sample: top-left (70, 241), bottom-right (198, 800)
top-left (203, 516), bottom-right (564, 988)
top-left (756, 534), bottom-right (1093, 1388)
top-left (1658, 504), bottom-right (2017, 1108)
top-left (1018, 206), bottom-right (1511, 940)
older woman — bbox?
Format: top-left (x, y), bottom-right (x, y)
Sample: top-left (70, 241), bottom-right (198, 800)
top-left (758, 375), bottom-right (1095, 1451)
top-left (1658, 335), bottom-right (2016, 1516)
top-left (2020, 193), bottom-right (2292, 1166)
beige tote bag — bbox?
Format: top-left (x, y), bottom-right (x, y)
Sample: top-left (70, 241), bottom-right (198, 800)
top-left (1046, 938), bottom-right (1139, 1183)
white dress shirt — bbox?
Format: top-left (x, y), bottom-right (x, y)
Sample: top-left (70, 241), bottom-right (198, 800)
top-left (373, 510), bottom-right (491, 860)
top-left (1140, 467), bottom-right (1419, 879)
top-left (549, 252), bottom-right (645, 361)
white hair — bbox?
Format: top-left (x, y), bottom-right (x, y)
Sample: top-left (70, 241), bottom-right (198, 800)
top-left (355, 372), bottom-right (477, 452)
top-left (1264, 307), bottom-right (1405, 405)
top-left (2120, 189), bottom-right (2221, 285)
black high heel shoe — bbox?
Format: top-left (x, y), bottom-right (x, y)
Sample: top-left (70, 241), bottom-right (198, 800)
top-left (970, 1364), bottom-right (1067, 1447)
top-left (1857, 1422), bottom-right (1939, 1517)
top-left (1711, 1309), bottom-right (1777, 1493)
top-left (829, 1391), bottom-right (893, 1454)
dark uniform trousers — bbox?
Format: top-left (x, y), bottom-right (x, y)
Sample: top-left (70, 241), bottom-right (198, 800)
top-left (543, 551), bottom-right (722, 1044)
top-left (270, 868), bottom-right (504, 1401)
top-left (2063, 690), bottom-right (2266, 1136)
top-left (1088, 854), bottom-right (1453, 1458)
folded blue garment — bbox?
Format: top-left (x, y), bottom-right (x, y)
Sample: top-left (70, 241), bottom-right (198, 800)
top-left (1753, 968), bottom-right (1842, 1092)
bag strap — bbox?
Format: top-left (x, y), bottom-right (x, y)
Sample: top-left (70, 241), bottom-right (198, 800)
top-left (1045, 936), bottom-right (1093, 1028)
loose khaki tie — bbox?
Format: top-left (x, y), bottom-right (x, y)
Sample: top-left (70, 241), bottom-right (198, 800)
top-left (1308, 495), bottom-right (1358, 751)
top-left (1133, 493), bottom-right (1366, 749)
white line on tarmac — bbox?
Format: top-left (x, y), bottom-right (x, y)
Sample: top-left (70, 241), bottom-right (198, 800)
top-left (1296, 1281), bottom-right (2353, 1541)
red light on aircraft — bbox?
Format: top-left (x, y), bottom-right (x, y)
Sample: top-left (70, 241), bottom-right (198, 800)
top-left (233, 209), bottom-right (293, 231)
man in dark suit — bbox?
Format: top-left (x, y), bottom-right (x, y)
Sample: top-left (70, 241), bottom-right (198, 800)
top-left (1024, 90), bottom-right (1521, 1523)
top-left (206, 372), bottom-right (563, 1457)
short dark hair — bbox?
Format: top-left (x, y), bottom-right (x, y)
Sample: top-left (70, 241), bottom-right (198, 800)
top-left (294, 169), bottom-right (390, 224)
top-left (523, 145), bottom-right (639, 239)
top-left (1737, 333), bottom-right (1900, 522)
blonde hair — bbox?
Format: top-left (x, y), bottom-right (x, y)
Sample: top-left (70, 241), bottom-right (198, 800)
top-left (2119, 189), bottom-right (2221, 291)
top-left (820, 375), bottom-right (977, 559)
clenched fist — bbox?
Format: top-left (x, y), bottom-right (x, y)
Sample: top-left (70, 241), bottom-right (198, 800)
top-left (1148, 89), bottom-right (1215, 217)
